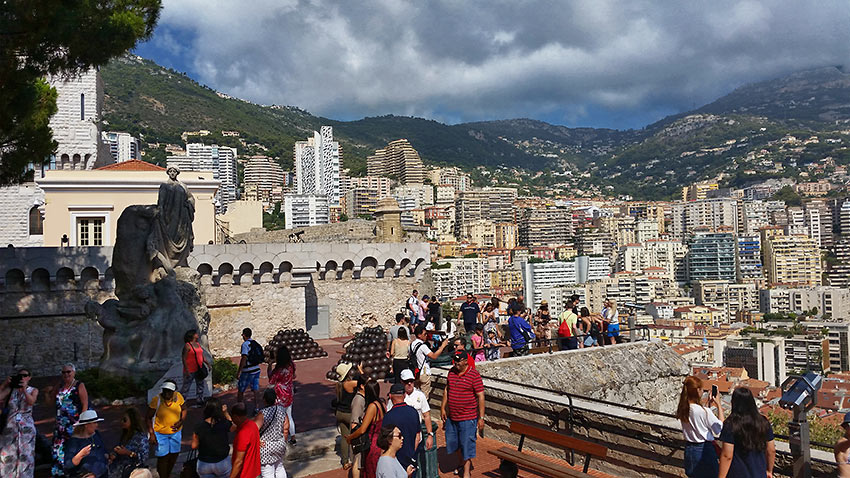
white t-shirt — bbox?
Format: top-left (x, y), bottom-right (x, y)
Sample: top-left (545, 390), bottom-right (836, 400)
top-left (681, 403), bottom-right (722, 443)
top-left (241, 340), bottom-right (260, 373)
top-left (410, 338), bottom-right (432, 376)
top-left (387, 388), bottom-right (431, 422)
top-left (603, 307), bottom-right (619, 325)
top-left (408, 296), bottom-right (421, 317)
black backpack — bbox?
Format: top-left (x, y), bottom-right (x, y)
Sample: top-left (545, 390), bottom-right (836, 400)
top-left (246, 340), bottom-right (264, 366)
top-left (408, 341), bottom-right (426, 379)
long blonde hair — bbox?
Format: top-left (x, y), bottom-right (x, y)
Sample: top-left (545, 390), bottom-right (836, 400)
top-left (675, 376), bottom-right (703, 421)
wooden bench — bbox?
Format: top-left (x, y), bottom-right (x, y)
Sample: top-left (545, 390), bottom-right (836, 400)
top-left (488, 421), bottom-right (608, 478)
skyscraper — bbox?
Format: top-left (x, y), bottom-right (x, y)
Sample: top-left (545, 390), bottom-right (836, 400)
top-left (687, 231), bottom-right (737, 283)
top-left (295, 126), bottom-right (341, 207)
top-left (101, 131), bottom-right (140, 163)
top-left (366, 139), bottom-right (425, 185)
top-left (168, 143), bottom-right (238, 213)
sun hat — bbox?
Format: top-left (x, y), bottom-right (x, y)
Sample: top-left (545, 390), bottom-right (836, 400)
top-left (336, 363), bottom-right (354, 382)
top-left (73, 410), bottom-right (104, 427)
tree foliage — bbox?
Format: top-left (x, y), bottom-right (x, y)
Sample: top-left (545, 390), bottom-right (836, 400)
top-left (0, 0), bottom-right (162, 183)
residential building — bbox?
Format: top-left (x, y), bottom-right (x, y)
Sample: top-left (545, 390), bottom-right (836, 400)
top-left (682, 181), bottom-right (719, 201)
top-left (461, 219), bottom-right (496, 248)
top-left (495, 223), bottom-right (518, 250)
top-left (804, 198), bottom-right (833, 248)
top-left (687, 231), bottom-right (737, 283)
top-left (723, 336), bottom-right (787, 387)
top-left (435, 185), bottom-right (456, 204)
top-left (674, 305), bottom-right (723, 326)
top-left (343, 187), bottom-right (380, 218)
top-left (36, 161), bottom-right (218, 246)
top-left (693, 280), bottom-right (758, 324)
top-left (759, 287), bottom-right (850, 319)
top-left (784, 335), bottom-right (830, 373)
top-left (522, 256), bottom-right (610, 308)
top-left (168, 143), bottom-right (238, 213)
top-left (737, 235), bottom-right (763, 285)
top-left (517, 206), bottom-right (572, 247)
top-left (101, 131), bottom-right (140, 163)
top-left (393, 184), bottom-right (434, 208)
top-left (294, 126), bottom-right (341, 211)
top-left (345, 176), bottom-right (392, 199)
top-left (575, 226), bottom-right (614, 258)
top-left (243, 156), bottom-right (285, 208)
top-left (283, 194), bottom-right (329, 229)
top-left (490, 267), bottom-right (524, 298)
top-left (616, 240), bottom-right (688, 283)
top-left (763, 233), bottom-right (822, 286)
top-left (670, 198), bottom-right (738, 239)
top-left (431, 258), bottom-right (490, 300)
top-left (646, 302), bottom-right (674, 321)
top-left (455, 187), bottom-right (517, 237)
top-left (366, 139), bottom-right (425, 184)
top-left (740, 200), bottom-right (769, 236)
top-left (429, 167), bottom-right (472, 192)
top-left (635, 218), bottom-right (660, 243)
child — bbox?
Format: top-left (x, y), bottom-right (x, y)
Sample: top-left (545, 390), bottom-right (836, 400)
top-left (484, 329), bottom-right (505, 361)
top-left (470, 323), bottom-right (486, 362)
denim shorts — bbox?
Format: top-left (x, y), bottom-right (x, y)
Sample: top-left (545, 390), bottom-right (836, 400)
top-left (445, 418), bottom-right (478, 461)
top-left (238, 370), bottom-right (261, 392)
top-left (683, 441), bottom-right (718, 478)
top-left (583, 335), bottom-right (598, 347)
top-left (154, 429), bottom-right (181, 457)
top-left (197, 456), bottom-right (232, 478)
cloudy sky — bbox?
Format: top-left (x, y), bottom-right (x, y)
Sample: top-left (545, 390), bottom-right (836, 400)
top-left (135, 0), bottom-right (850, 130)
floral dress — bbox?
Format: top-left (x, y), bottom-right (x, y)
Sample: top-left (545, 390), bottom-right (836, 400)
top-left (269, 363), bottom-right (296, 407)
top-left (52, 381), bottom-right (83, 477)
top-left (0, 387), bottom-right (36, 478)
top-left (108, 432), bottom-right (149, 478)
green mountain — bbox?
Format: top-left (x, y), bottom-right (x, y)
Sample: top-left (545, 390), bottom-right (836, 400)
top-left (101, 56), bottom-right (850, 199)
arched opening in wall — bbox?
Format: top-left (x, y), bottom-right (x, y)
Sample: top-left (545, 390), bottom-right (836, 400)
top-left (197, 264), bottom-right (213, 286)
top-left (4, 269), bottom-right (25, 292)
top-left (412, 258), bottom-right (426, 278)
top-left (31, 268), bottom-right (50, 291)
top-left (360, 257), bottom-right (378, 279)
top-left (103, 267), bottom-right (115, 291)
top-left (84, 153), bottom-right (91, 167)
top-left (218, 263), bottom-right (234, 286)
top-left (279, 262), bottom-right (293, 285)
top-left (72, 154), bottom-right (81, 170)
top-left (238, 262), bottom-right (254, 285)
top-left (341, 260), bottom-right (355, 280)
top-left (323, 261), bottom-right (338, 280)
top-left (29, 206), bottom-right (43, 235)
top-left (382, 259), bottom-right (397, 279)
top-left (60, 154), bottom-right (70, 168)
top-left (399, 258), bottom-right (411, 278)
top-left (56, 267), bottom-right (76, 290)
top-left (80, 266), bottom-right (100, 290)
top-left (258, 262), bottom-right (274, 283)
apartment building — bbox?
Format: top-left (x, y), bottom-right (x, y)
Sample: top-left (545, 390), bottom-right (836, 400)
top-left (294, 126), bottom-right (341, 211)
top-left (522, 256), bottom-right (610, 309)
top-left (736, 235), bottom-right (763, 285)
top-left (168, 143), bottom-right (238, 212)
top-left (244, 156), bottom-right (285, 208)
top-left (517, 206), bottom-right (572, 247)
top-left (431, 257), bottom-right (491, 300)
top-left (763, 233), bottom-right (822, 286)
top-left (616, 240), bottom-right (689, 283)
top-left (428, 167), bottom-right (472, 192)
top-left (283, 194), bottom-right (329, 229)
top-left (693, 280), bottom-right (758, 324)
top-left (670, 198), bottom-right (738, 239)
top-left (455, 187), bottom-right (517, 237)
top-left (101, 131), bottom-right (140, 163)
top-left (366, 139), bottom-right (425, 185)
top-left (687, 232), bottom-right (737, 283)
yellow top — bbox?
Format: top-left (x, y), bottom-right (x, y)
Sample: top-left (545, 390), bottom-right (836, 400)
top-left (149, 393), bottom-right (185, 434)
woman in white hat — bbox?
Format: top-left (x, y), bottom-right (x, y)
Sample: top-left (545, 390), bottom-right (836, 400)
top-left (64, 409), bottom-right (108, 478)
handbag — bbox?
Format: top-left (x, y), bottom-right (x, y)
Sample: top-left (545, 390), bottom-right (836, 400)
top-left (350, 423), bottom-right (370, 455)
top-left (180, 448), bottom-right (199, 478)
top-left (192, 344), bottom-right (209, 380)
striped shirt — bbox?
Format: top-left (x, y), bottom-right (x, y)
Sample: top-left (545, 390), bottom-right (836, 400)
top-left (446, 367), bottom-right (484, 422)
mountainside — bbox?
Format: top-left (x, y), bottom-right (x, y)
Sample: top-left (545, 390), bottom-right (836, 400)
top-left (101, 56), bottom-right (850, 199)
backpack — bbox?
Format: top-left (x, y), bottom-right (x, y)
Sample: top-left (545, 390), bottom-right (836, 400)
top-left (246, 340), bottom-right (264, 367)
top-left (408, 341), bottom-right (426, 379)
top-left (558, 314), bottom-right (573, 338)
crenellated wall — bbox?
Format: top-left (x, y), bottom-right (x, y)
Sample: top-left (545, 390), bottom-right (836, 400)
top-left (0, 242), bottom-right (431, 374)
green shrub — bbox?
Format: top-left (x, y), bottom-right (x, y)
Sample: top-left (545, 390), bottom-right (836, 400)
top-left (76, 369), bottom-right (151, 401)
top-left (212, 357), bottom-right (238, 385)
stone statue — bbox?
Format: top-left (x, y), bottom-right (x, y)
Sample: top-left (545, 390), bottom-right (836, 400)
top-left (87, 168), bottom-right (210, 377)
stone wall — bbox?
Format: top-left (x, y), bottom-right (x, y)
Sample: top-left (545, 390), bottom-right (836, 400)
top-left (476, 341), bottom-right (690, 412)
top-left (0, 184), bottom-right (45, 247)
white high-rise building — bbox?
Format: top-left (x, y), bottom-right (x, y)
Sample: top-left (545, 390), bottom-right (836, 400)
top-left (168, 143), bottom-right (238, 213)
top-left (294, 126), bottom-right (341, 209)
top-left (101, 131), bottom-right (140, 163)
top-left (670, 198), bottom-right (738, 239)
top-left (284, 194), bottom-right (329, 229)
top-left (522, 256), bottom-right (610, 308)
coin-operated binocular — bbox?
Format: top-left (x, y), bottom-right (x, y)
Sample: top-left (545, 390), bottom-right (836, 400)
top-left (780, 372), bottom-right (823, 478)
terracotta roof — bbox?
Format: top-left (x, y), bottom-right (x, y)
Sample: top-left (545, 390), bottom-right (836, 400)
top-left (95, 160), bottom-right (166, 171)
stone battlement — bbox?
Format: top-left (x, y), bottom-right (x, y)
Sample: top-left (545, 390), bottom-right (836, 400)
top-left (0, 242), bottom-right (430, 291)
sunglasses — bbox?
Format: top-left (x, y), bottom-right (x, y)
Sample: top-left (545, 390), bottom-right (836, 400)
top-left (61, 371), bottom-right (73, 374)
top-left (19, 373), bottom-right (30, 377)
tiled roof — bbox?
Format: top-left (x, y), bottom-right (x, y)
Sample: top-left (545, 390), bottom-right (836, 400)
top-left (95, 160), bottom-right (166, 171)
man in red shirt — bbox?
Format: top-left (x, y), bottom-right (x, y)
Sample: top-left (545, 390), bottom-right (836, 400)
top-left (230, 403), bottom-right (261, 478)
top-left (440, 350), bottom-right (485, 478)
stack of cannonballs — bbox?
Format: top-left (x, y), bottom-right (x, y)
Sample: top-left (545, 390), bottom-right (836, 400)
top-left (326, 326), bottom-right (391, 381)
top-left (264, 329), bottom-right (328, 363)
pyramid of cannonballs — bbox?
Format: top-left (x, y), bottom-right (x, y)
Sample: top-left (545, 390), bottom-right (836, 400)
top-left (326, 326), bottom-right (391, 381)
top-left (264, 329), bottom-right (328, 362)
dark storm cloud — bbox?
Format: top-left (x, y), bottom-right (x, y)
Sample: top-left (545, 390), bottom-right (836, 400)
top-left (150, 0), bottom-right (850, 127)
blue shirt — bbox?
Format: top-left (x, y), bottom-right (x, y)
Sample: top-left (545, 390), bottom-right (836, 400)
top-left (460, 302), bottom-right (480, 327)
top-left (507, 315), bottom-right (534, 349)
top-left (382, 403), bottom-right (421, 468)
top-left (718, 418), bottom-right (774, 478)
top-left (65, 431), bottom-right (109, 478)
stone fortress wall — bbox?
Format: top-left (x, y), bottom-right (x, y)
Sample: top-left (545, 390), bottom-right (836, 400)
top-left (0, 242), bottom-right (430, 374)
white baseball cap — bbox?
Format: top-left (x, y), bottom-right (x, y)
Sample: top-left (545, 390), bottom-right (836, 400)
top-left (400, 369), bottom-right (415, 382)
top-left (161, 381), bottom-right (177, 391)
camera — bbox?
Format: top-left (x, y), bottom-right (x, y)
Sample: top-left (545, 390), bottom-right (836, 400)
top-left (9, 374), bottom-right (23, 390)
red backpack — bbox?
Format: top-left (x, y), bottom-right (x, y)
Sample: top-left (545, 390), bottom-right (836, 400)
top-left (558, 314), bottom-right (573, 338)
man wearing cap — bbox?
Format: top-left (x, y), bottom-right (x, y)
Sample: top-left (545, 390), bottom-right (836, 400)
top-left (388, 370), bottom-right (435, 449)
top-left (440, 350), bottom-right (485, 478)
top-left (457, 294), bottom-right (480, 336)
top-left (383, 383), bottom-right (422, 469)
top-left (147, 380), bottom-right (187, 478)
top-left (835, 412), bottom-right (850, 476)
top-left (410, 325), bottom-right (450, 399)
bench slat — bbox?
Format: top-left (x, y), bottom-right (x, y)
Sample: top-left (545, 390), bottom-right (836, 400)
top-left (509, 422), bottom-right (608, 458)
top-left (489, 447), bottom-right (592, 478)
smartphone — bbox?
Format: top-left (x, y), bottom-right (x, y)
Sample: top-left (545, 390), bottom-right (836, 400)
top-left (711, 384), bottom-right (718, 398)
